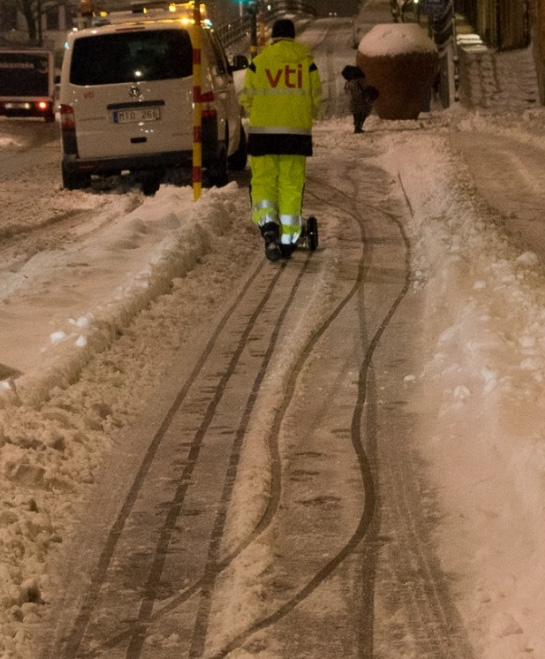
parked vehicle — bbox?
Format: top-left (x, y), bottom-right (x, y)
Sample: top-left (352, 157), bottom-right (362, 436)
top-left (58, 1), bottom-right (247, 194)
top-left (0, 49), bottom-right (56, 122)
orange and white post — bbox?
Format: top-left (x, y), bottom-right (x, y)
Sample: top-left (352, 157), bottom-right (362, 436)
top-left (192, 2), bottom-right (202, 201)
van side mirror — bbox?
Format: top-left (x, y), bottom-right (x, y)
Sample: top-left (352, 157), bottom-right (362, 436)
top-left (231, 54), bottom-right (249, 71)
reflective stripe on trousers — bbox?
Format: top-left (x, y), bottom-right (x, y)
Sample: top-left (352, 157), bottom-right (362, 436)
top-left (279, 213), bottom-right (302, 245)
top-left (250, 154), bottom-right (306, 245)
top-left (251, 199), bottom-right (278, 228)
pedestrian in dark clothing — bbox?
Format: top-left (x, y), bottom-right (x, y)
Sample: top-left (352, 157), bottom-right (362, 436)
top-left (342, 65), bottom-right (379, 133)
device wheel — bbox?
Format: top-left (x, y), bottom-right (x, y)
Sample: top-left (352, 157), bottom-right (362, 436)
top-left (307, 216), bottom-right (318, 251)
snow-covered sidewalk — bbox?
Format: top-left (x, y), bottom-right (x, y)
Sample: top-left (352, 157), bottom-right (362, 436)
top-left (2, 11), bottom-right (545, 655)
top-left (377, 111), bottom-right (545, 658)
top-left (0, 168), bottom-right (258, 656)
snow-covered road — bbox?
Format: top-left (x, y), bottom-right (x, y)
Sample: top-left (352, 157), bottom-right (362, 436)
top-left (1, 5), bottom-right (545, 659)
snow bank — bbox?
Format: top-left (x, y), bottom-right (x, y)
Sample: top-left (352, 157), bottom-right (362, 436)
top-left (0, 181), bottom-right (254, 658)
top-left (378, 128), bottom-right (545, 657)
top-left (0, 184), bottom-right (238, 408)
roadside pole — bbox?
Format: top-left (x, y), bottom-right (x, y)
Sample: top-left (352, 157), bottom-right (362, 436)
top-left (259, 7), bottom-right (266, 51)
top-left (192, 2), bottom-right (203, 201)
top-left (37, 0), bottom-right (43, 45)
top-left (248, 1), bottom-right (258, 59)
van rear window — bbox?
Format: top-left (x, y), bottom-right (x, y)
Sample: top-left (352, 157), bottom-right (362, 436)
top-left (70, 29), bottom-right (193, 85)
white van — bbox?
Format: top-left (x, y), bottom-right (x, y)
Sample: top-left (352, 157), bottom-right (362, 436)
top-left (59, 2), bottom-right (247, 194)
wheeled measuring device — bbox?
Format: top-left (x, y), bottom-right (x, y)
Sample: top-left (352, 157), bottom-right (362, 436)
top-left (298, 215), bottom-right (319, 251)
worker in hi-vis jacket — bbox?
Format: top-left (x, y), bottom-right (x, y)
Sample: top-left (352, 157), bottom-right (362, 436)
top-left (240, 18), bottom-right (322, 262)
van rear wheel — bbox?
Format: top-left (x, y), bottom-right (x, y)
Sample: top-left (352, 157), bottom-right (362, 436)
top-left (141, 173), bottom-right (162, 196)
top-left (228, 123), bottom-right (247, 172)
top-left (62, 163), bottom-right (90, 190)
top-left (207, 145), bottom-right (228, 188)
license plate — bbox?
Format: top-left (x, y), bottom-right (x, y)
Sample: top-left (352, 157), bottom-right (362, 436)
top-left (112, 107), bottom-right (161, 124)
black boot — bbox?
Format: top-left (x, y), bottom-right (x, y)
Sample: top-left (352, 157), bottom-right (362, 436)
top-left (280, 243), bottom-right (296, 259)
top-left (260, 222), bottom-right (282, 262)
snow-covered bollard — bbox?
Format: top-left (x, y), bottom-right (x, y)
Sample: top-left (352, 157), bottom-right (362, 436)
top-left (356, 23), bottom-right (438, 120)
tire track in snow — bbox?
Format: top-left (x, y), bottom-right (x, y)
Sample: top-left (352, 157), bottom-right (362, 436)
top-left (46, 249), bottom-right (319, 657)
top-left (207, 174), bottom-right (410, 658)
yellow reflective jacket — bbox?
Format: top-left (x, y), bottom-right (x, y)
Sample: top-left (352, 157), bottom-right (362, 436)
top-left (240, 38), bottom-right (322, 156)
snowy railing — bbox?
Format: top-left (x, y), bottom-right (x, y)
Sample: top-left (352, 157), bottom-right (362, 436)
top-left (429, 0), bottom-right (458, 106)
top-left (214, 15), bottom-right (252, 48)
top-left (215, 0), bottom-right (316, 48)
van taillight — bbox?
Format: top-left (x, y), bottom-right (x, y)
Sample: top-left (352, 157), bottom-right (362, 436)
top-left (60, 104), bottom-right (76, 130)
